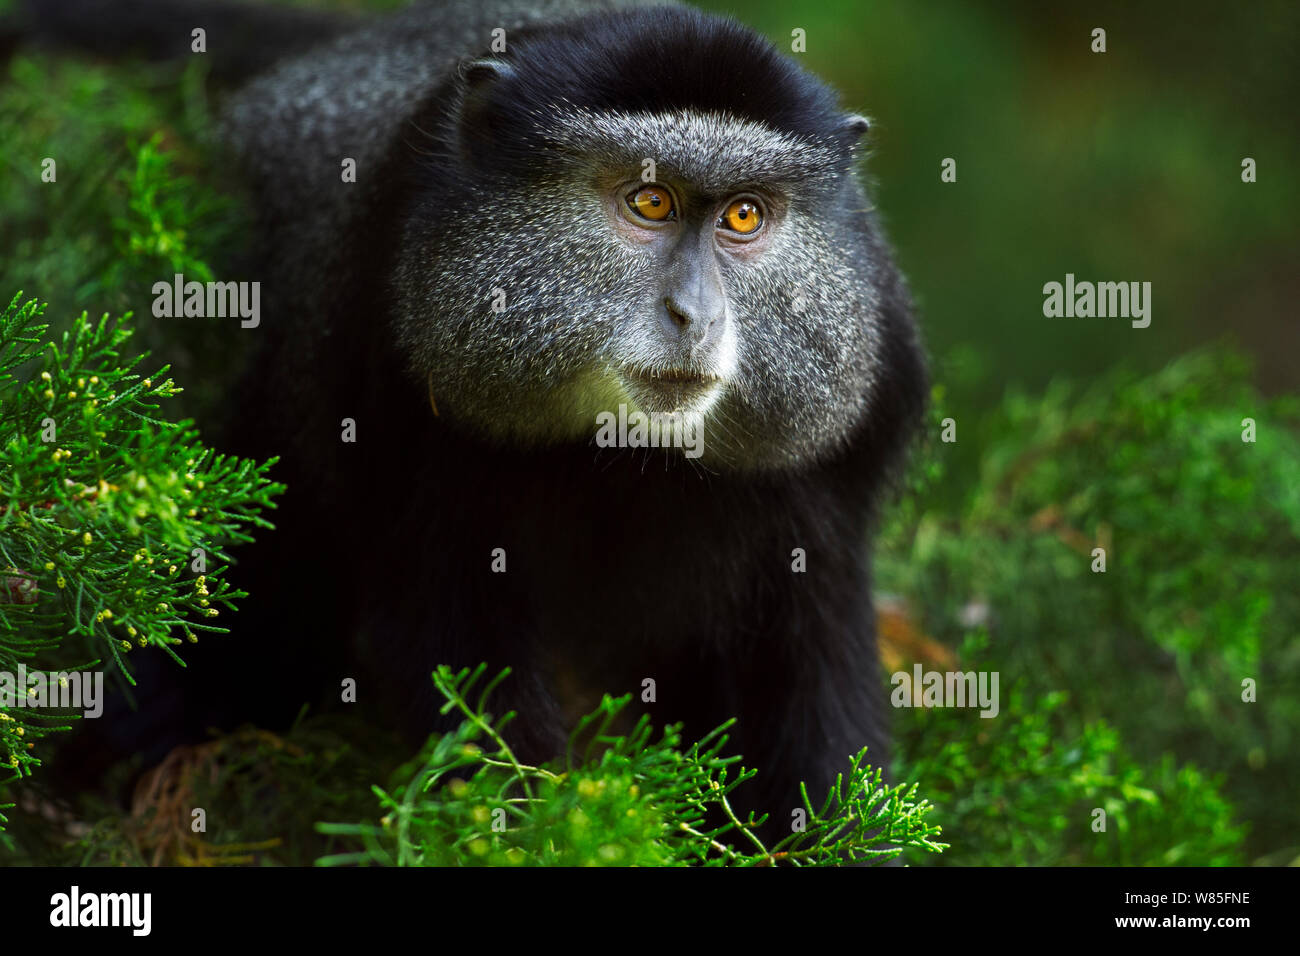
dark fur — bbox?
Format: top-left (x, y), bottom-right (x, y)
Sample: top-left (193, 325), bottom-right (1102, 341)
top-left (26, 0), bottom-right (927, 835)
top-left (19, 0), bottom-right (357, 82)
top-left (460, 7), bottom-right (859, 169)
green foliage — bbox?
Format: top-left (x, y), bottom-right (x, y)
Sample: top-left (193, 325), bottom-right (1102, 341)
top-left (0, 291), bottom-right (282, 811)
top-left (103, 132), bottom-right (240, 291)
top-left (882, 352), bottom-right (1300, 863)
top-left (0, 55), bottom-right (209, 314)
top-left (317, 665), bottom-right (947, 866)
top-left (898, 637), bottom-right (1245, 866)
top-left (0, 53), bottom-right (248, 418)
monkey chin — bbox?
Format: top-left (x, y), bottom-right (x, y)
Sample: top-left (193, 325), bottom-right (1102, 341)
top-left (531, 364), bottom-right (725, 457)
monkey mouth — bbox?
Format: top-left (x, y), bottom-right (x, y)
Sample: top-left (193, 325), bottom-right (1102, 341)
top-left (626, 366), bottom-right (720, 387)
top-left (618, 365), bottom-right (725, 416)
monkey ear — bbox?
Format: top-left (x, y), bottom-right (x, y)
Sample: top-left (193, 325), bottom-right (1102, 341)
top-left (841, 113), bottom-right (872, 142)
top-left (454, 58), bottom-right (518, 161)
top-left (458, 57), bottom-right (518, 89)
top-left (456, 57), bottom-right (517, 118)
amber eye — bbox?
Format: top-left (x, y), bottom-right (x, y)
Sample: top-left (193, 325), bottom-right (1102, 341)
top-left (719, 199), bottom-right (762, 235)
top-left (627, 185), bottom-right (675, 221)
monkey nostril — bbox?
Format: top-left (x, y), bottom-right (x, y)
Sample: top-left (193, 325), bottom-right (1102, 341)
top-left (664, 297), bottom-right (691, 327)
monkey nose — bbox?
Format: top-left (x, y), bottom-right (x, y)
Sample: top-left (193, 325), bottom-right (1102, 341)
top-left (664, 297), bottom-right (691, 328)
top-left (662, 296), bottom-right (725, 351)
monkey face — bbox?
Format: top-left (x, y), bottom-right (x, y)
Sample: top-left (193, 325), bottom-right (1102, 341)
top-left (390, 13), bottom-right (920, 472)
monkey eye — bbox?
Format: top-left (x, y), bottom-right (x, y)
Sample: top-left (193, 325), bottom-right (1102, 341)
top-left (718, 198), bottom-right (763, 235)
top-left (626, 185), bottom-right (675, 222)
